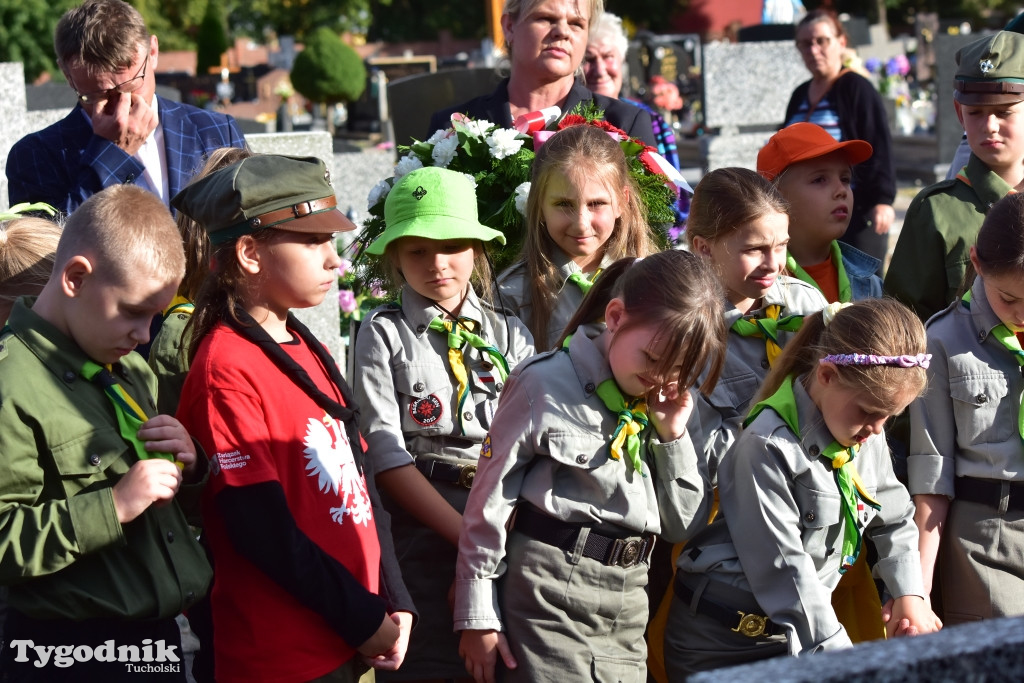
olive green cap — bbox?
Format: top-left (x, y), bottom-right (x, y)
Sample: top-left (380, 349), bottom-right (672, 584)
top-left (955, 31), bottom-right (1024, 106)
top-left (171, 154), bottom-right (355, 245)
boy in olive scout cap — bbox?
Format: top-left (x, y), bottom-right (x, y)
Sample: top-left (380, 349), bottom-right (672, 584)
top-left (172, 154), bottom-right (415, 683)
top-left (887, 31), bottom-right (1024, 323)
top-left (353, 166), bottom-right (534, 680)
top-left (0, 184), bottom-right (211, 682)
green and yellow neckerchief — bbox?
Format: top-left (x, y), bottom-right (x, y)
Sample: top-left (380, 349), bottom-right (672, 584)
top-left (730, 304), bottom-right (805, 367)
top-left (429, 316), bottom-right (510, 435)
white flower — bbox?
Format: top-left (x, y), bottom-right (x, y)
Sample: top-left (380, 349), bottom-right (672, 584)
top-left (367, 179), bottom-right (391, 210)
top-left (462, 173), bottom-right (478, 189)
top-left (393, 154), bottom-right (423, 179)
top-left (486, 128), bottom-right (524, 160)
top-left (460, 118), bottom-right (494, 138)
top-left (514, 182), bottom-right (531, 216)
top-left (426, 128), bottom-right (449, 144)
top-left (430, 135), bottom-right (459, 168)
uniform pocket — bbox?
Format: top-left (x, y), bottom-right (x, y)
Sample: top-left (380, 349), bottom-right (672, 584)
top-left (394, 362), bottom-right (452, 433)
top-left (547, 432), bottom-right (609, 470)
top-left (591, 654), bottom-right (644, 683)
top-left (949, 372), bottom-right (1013, 444)
top-left (50, 425), bottom-right (131, 496)
top-left (793, 482), bottom-right (843, 560)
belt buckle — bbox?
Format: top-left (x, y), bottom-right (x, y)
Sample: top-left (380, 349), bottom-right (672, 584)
top-left (457, 464), bottom-right (477, 489)
top-left (731, 611), bottom-right (767, 638)
top-left (610, 538), bottom-right (643, 568)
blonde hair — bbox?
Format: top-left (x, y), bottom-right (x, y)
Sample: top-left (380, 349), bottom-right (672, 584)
top-left (57, 184), bottom-right (184, 286)
top-left (521, 124), bottom-right (654, 350)
top-left (685, 167), bottom-right (789, 249)
top-left (501, 0), bottom-right (603, 79)
top-left (757, 298), bottom-right (927, 412)
top-left (178, 147), bottom-right (255, 300)
top-left (382, 241), bottom-right (495, 306)
top-left (0, 217), bottom-right (63, 312)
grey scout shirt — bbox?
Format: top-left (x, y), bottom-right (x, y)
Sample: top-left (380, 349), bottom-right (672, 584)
top-left (908, 276), bottom-right (1024, 497)
top-left (680, 377), bottom-right (924, 655)
top-left (454, 327), bottom-right (711, 632)
top-left (353, 285), bottom-right (534, 474)
top-left (694, 276), bottom-right (827, 484)
top-left (496, 248), bottom-right (613, 350)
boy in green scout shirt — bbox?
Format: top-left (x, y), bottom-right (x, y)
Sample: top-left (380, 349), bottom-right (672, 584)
top-left (0, 184), bottom-right (210, 682)
top-left (886, 31), bottom-right (1024, 322)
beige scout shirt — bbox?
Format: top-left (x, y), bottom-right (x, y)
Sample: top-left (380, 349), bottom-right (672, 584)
top-left (454, 327), bottom-right (711, 632)
top-left (679, 377), bottom-right (924, 655)
top-left (354, 285), bottom-right (534, 473)
top-left (908, 276), bottom-right (1024, 497)
top-left (496, 249), bottom-right (615, 350)
top-left (694, 276), bottom-right (827, 483)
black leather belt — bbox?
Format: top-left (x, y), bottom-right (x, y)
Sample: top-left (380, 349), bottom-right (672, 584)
top-left (955, 477), bottom-right (1024, 512)
top-left (415, 457), bottom-right (477, 489)
top-left (675, 577), bottom-right (781, 638)
top-left (512, 504), bottom-right (654, 568)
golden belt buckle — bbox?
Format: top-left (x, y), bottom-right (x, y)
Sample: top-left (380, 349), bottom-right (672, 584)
top-left (731, 611), bottom-right (767, 638)
top-left (457, 464), bottom-right (477, 489)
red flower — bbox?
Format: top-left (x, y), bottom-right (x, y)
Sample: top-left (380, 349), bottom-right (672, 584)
top-left (557, 114), bottom-right (588, 129)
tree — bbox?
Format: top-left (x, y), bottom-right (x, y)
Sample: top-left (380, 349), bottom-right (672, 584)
top-left (196, 0), bottom-right (230, 74)
top-left (0, 0), bottom-right (77, 83)
top-left (290, 28), bottom-right (366, 130)
top-left (227, 0), bottom-right (379, 40)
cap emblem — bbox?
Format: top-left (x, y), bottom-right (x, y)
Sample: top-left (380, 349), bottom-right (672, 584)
top-left (980, 58), bottom-right (994, 74)
top-left (412, 185), bottom-right (427, 200)
top-left (325, 169), bottom-right (333, 187)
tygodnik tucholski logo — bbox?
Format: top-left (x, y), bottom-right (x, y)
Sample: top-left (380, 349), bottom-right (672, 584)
top-left (7, 638), bottom-right (180, 672)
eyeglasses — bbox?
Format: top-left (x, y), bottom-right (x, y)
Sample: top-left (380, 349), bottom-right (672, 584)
top-left (68, 56), bottom-right (148, 105)
top-left (796, 35), bottom-right (834, 52)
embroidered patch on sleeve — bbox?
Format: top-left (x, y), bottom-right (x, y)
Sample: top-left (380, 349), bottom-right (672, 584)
top-left (409, 395), bottom-right (443, 426)
top-left (480, 434), bottom-right (493, 458)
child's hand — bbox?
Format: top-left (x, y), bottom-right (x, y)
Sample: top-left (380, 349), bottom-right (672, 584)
top-left (362, 611), bottom-right (413, 671)
top-left (882, 596), bottom-right (942, 638)
top-left (137, 415), bottom-right (198, 477)
top-left (357, 613), bottom-right (401, 659)
top-left (460, 629), bottom-right (517, 683)
top-left (112, 459), bottom-right (183, 523)
top-left (647, 383), bottom-right (693, 443)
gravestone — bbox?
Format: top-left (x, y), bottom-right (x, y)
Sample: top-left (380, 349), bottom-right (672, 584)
top-left (0, 63), bottom-right (29, 212)
top-left (387, 67), bottom-right (500, 146)
top-left (934, 32), bottom-right (986, 169)
top-left (699, 40), bottom-right (806, 171)
top-left (689, 615), bottom-right (1024, 682)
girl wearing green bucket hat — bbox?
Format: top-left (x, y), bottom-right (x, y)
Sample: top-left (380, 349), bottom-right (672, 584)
top-left (353, 166), bottom-right (536, 682)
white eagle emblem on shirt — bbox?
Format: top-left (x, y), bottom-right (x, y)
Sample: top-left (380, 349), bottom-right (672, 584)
top-left (303, 416), bottom-right (372, 526)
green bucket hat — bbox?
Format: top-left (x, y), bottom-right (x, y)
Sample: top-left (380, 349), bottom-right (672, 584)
top-left (171, 154), bottom-right (355, 245)
top-left (366, 166), bottom-right (506, 255)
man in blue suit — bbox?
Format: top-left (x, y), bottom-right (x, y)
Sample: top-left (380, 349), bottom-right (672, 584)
top-left (6, 0), bottom-right (247, 216)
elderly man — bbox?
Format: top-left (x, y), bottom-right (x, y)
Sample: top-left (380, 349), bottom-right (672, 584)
top-left (6, 0), bottom-right (247, 215)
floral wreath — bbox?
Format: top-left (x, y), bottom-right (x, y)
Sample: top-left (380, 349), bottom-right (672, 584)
top-left (337, 104), bottom-right (689, 333)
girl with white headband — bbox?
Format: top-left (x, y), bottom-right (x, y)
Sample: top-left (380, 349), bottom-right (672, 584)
top-left (663, 297), bottom-right (941, 676)
top-left (910, 192), bottom-right (1024, 625)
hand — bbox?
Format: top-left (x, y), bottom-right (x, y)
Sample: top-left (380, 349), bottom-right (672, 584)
top-left (647, 382), bottom-right (693, 443)
top-left (112, 458), bottom-right (183, 524)
top-left (357, 613), bottom-right (401, 659)
top-left (137, 415), bottom-right (198, 478)
top-left (362, 611), bottom-right (413, 671)
top-left (460, 629), bottom-right (517, 683)
top-left (867, 203), bottom-right (895, 235)
top-left (90, 91), bottom-right (157, 156)
top-left (883, 596), bottom-right (942, 638)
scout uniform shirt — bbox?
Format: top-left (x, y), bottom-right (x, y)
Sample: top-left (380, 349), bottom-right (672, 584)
top-left (354, 285), bottom-right (535, 473)
top-left (694, 276), bottom-right (827, 483)
top-left (908, 276), bottom-right (1024, 497)
top-left (886, 153), bottom-right (1015, 322)
top-left (455, 326), bottom-right (711, 633)
top-left (497, 248), bottom-right (614, 350)
top-left (0, 298), bottom-right (210, 620)
top-left (678, 376), bottom-right (924, 655)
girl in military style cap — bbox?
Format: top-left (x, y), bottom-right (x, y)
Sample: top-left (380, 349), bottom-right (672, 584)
top-left (353, 166), bottom-right (535, 682)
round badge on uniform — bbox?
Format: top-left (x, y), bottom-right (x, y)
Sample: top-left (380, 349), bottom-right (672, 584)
top-left (409, 395), bottom-right (443, 426)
